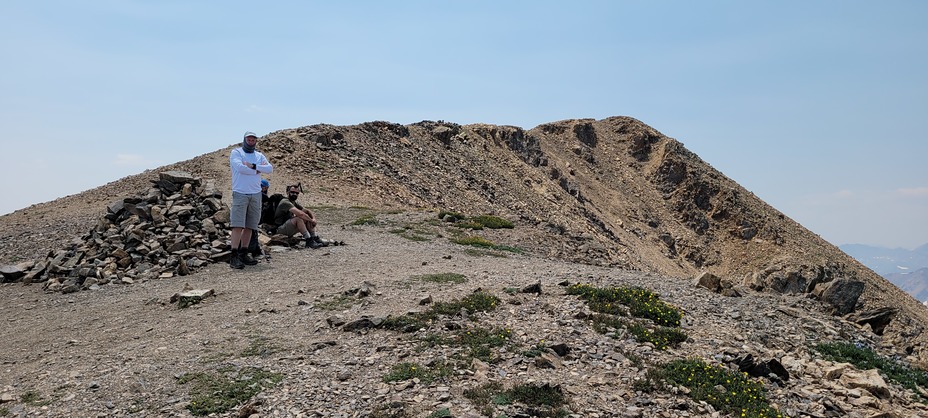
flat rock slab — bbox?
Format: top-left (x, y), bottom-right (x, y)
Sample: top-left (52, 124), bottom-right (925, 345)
top-left (0, 265), bottom-right (25, 282)
top-left (170, 289), bottom-right (215, 308)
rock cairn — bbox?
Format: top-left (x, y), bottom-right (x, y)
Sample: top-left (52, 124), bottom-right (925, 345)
top-left (5, 171), bottom-right (232, 293)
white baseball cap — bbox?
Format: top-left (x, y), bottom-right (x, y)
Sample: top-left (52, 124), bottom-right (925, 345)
top-left (243, 131), bottom-right (258, 138)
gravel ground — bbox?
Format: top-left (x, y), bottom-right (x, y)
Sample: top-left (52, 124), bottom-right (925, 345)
top-left (3, 210), bottom-right (926, 417)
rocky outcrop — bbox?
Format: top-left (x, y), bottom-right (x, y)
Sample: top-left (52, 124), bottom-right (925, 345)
top-left (16, 171), bottom-right (233, 292)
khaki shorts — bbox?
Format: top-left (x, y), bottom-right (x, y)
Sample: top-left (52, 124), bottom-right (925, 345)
top-left (230, 191), bottom-right (261, 229)
top-left (276, 218), bottom-right (300, 236)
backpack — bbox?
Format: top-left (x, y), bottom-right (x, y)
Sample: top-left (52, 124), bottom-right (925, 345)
top-left (260, 193), bottom-right (286, 226)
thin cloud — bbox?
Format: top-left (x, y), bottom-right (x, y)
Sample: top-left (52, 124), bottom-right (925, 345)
top-left (895, 187), bottom-right (928, 197)
top-left (832, 190), bottom-right (854, 199)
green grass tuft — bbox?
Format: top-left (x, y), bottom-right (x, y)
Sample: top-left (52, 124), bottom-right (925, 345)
top-left (20, 390), bottom-right (50, 407)
top-left (509, 383), bottom-right (565, 407)
top-left (465, 382), bottom-right (568, 417)
top-left (381, 314), bottom-right (429, 332)
top-left (815, 341), bottom-right (928, 401)
top-left (350, 214), bottom-right (378, 225)
top-left (455, 220), bottom-right (485, 230)
top-left (438, 210), bottom-right (465, 220)
top-left (381, 291), bottom-right (502, 333)
top-left (640, 358), bottom-right (783, 417)
top-left (451, 235), bottom-right (524, 254)
top-left (416, 326), bottom-right (513, 363)
top-left (380, 293), bottom-right (512, 383)
top-left (383, 361), bottom-right (452, 384)
top-left (590, 314), bottom-right (687, 349)
top-left (454, 326), bottom-right (513, 362)
top-left (470, 215), bottom-right (514, 229)
top-left (426, 408), bottom-right (452, 418)
top-left (567, 283), bottom-right (682, 327)
top-left (569, 283), bottom-right (686, 350)
top-left (389, 226), bottom-right (434, 241)
top-left (430, 291), bottom-right (500, 316)
top-left (413, 273), bottom-right (467, 284)
top-left (451, 235), bottom-right (496, 248)
top-left (369, 403), bottom-right (409, 418)
top-left (463, 382), bottom-right (506, 416)
top-left (437, 211), bottom-right (513, 229)
top-left (241, 336), bottom-right (280, 357)
top-left (178, 366), bottom-right (283, 416)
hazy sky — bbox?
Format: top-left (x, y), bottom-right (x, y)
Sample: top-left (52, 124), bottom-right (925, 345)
top-left (2, 1), bottom-right (926, 249)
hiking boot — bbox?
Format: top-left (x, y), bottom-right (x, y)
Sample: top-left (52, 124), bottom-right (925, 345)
top-left (306, 237), bottom-right (324, 249)
top-left (311, 235), bottom-right (329, 247)
top-left (229, 250), bottom-right (244, 269)
top-left (240, 249), bottom-right (258, 266)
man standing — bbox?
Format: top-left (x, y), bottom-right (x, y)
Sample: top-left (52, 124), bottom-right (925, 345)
top-left (229, 131), bottom-right (273, 268)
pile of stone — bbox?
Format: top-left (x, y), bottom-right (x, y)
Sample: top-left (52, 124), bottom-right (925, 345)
top-left (4, 171), bottom-right (233, 293)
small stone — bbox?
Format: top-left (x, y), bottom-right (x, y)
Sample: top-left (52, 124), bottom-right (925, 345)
top-left (169, 289), bottom-right (215, 308)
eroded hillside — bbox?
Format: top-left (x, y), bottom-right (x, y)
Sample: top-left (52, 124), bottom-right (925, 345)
top-left (248, 117), bottom-right (927, 357)
top-left (2, 116), bottom-right (926, 361)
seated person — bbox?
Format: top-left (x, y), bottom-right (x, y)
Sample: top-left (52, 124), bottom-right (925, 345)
top-left (274, 184), bottom-right (326, 249)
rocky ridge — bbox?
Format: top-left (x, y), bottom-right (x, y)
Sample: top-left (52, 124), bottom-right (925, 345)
top-left (254, 117), bottom-right (927, 358)
top-left (1, 116), bottom-right (927, 417)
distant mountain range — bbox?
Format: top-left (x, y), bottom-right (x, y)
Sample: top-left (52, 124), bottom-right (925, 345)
top-left (841, 243), bottom-right (928, 302)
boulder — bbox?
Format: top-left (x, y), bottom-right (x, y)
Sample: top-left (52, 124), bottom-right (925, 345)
top-left (819, 279), bottom-right (865, 315)
top-left (694, 271), bottom-right (721, 292)
top-left (0, 265), bottom-right (26, 282)
top-left (851, 307), bottom-right (896, 336)
top-left (839, 368), bottom-right (891, 399)
top-left (159, 170), bottom-right (199, 185)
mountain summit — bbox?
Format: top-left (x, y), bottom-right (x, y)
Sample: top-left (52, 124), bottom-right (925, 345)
top-left (257, 117), bottom-right (925, 339)
top-left (1, 116), bottom-right (926, 416)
